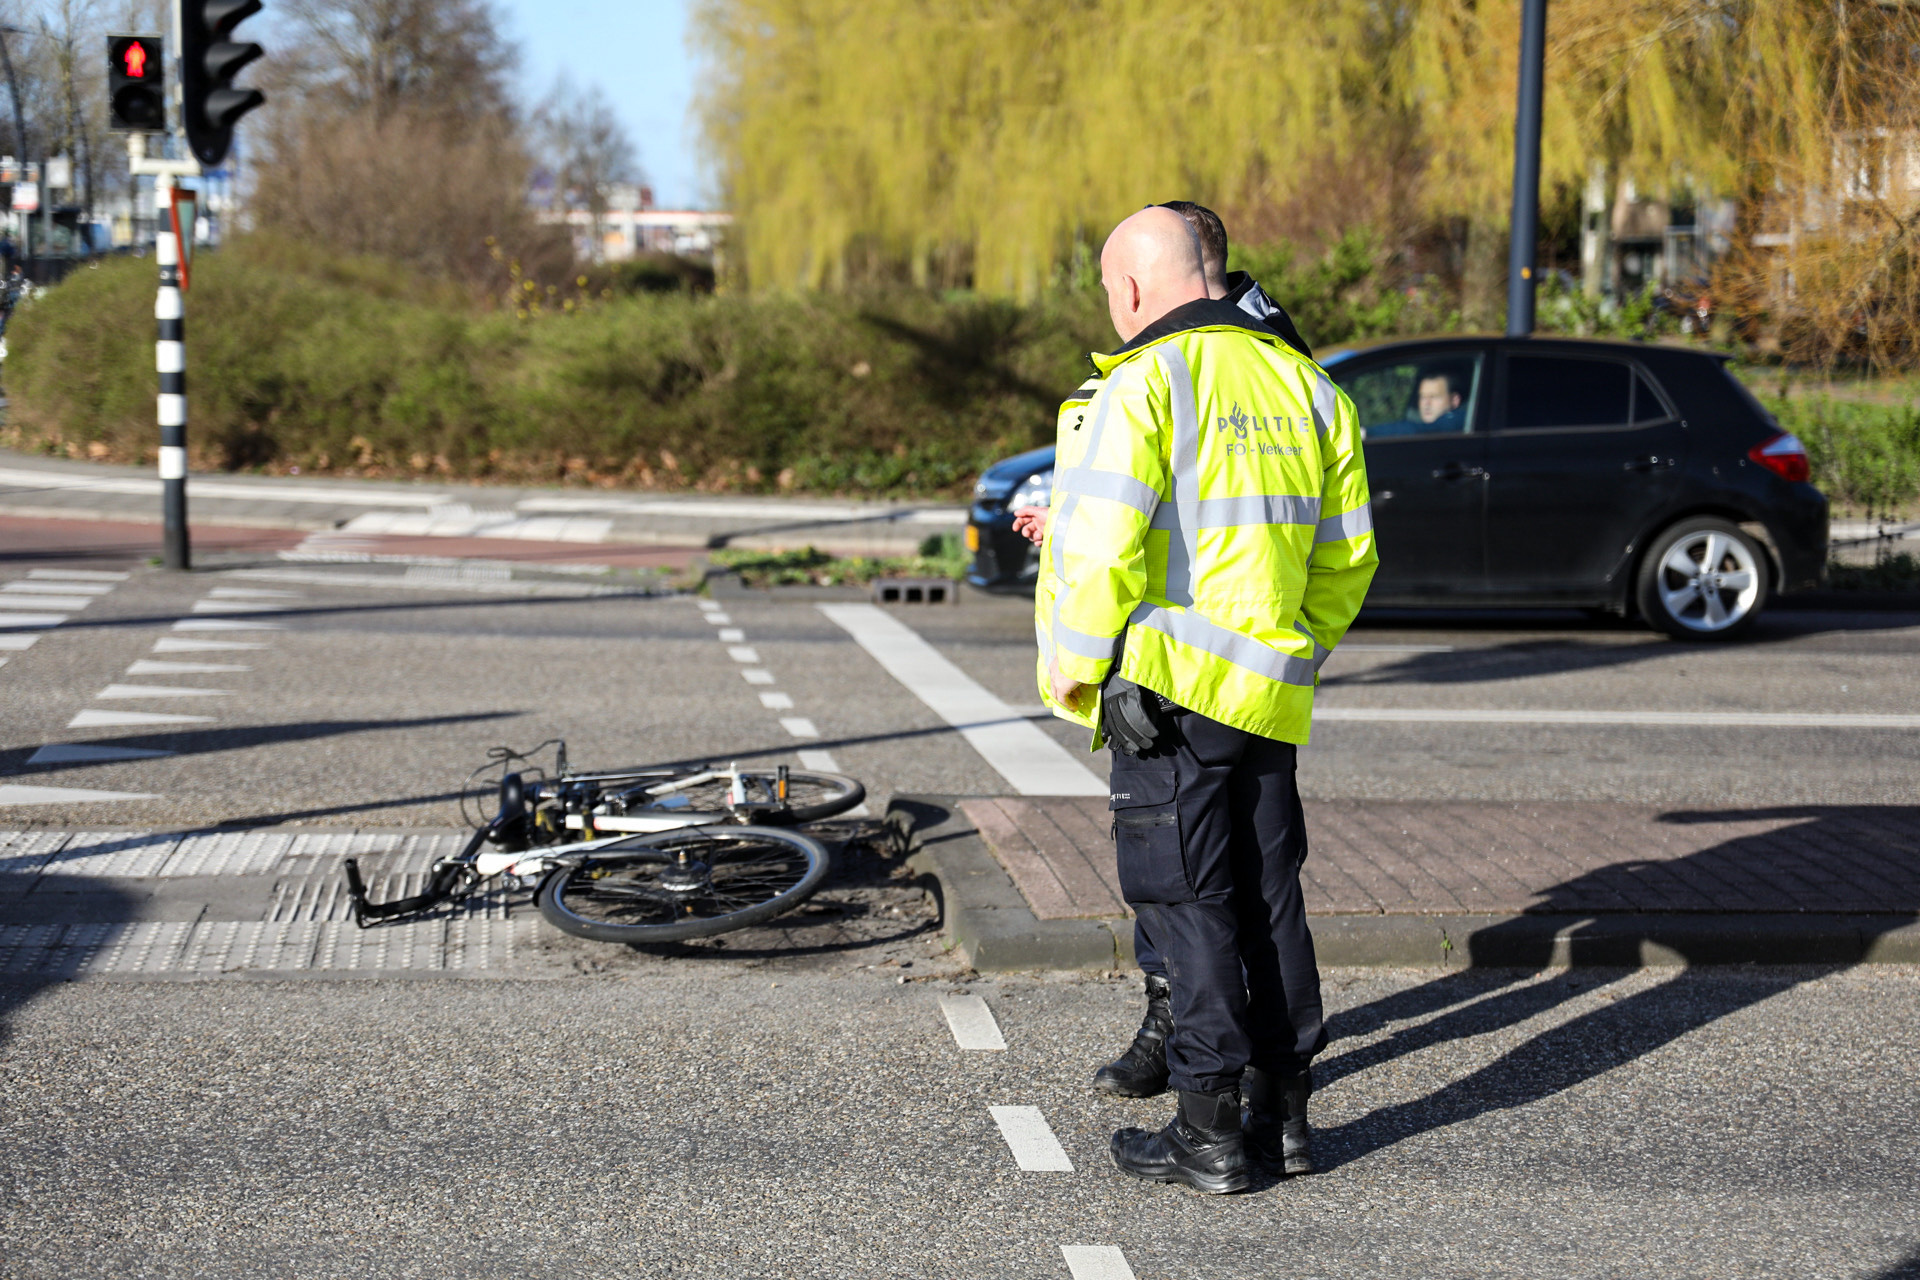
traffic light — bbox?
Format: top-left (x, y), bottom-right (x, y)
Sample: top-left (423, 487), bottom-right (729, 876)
top-left (107, 34), bottom-right (166, 132)
top-left (181, 0), bottom-right (265, 166)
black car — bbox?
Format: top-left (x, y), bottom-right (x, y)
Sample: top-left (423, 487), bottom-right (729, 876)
top-left (965, 336), bottom-right (1827, 639)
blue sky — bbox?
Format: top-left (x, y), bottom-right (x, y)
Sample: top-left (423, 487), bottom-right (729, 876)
top-left (495, 0), bottom-right (709, 209)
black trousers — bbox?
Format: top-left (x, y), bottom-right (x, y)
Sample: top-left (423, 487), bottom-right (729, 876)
top-left (1109, 707), bottom-right (1326, 1094)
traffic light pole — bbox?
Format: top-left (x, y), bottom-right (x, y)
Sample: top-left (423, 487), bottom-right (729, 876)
top-left (128, 135), bottom-right (200, 570)
top-left (1505, 0), bottom-right (1548, 338)
top-left (155, 173), bottom-right (188, 569)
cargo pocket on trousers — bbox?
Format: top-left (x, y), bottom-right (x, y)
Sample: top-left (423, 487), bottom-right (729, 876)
top-left (1110, 763), bottom-right (1192, 904)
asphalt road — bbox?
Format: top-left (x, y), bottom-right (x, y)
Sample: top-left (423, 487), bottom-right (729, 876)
top-left (3, 532), bottom-right (1919, 1276)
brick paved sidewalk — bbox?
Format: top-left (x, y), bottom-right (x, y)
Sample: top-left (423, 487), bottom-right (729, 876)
top-left (962, 798), bottom-right (1920, 919)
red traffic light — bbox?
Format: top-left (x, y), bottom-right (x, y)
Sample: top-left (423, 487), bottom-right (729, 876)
top-left (123, 40), bottom-right (150, 77)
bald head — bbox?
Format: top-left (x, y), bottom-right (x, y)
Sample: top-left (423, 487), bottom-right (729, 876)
top-left (1100, 207), bottom-right (1209, 342)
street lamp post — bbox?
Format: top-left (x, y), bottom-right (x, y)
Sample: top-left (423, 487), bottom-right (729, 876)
top-left (1505, 0), bottom-right (1548, 338)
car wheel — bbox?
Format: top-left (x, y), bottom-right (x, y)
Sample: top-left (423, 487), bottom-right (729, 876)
top-left (1635, 517), bottom-right (1770, 641)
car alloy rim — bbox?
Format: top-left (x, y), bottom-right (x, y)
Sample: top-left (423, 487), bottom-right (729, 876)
top-left (1656, 529), bottom-right (1760, 631)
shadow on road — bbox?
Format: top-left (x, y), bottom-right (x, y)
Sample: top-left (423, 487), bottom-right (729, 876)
top-left (0, 869), bottom-right (139, 1054)
top-left (1, 711), bottom-right (521, 778)
top-left (1313, 805), bottom-right (1918, 1172)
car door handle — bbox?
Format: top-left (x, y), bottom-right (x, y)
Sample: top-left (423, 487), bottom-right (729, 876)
top-left (1625, 455), bottom-right (1676, 473)
top-left (1432, 462), bottom-right (1487, 481)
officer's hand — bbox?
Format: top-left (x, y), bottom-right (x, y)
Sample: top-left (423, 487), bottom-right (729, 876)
top-left (1049, 663), bottom-right (1087, 713)
top-left (1011, 506), bottom-right (1049, 546)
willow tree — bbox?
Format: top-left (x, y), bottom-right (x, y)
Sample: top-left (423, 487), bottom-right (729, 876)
top-left (698, 0), bottom-right (1920, 364)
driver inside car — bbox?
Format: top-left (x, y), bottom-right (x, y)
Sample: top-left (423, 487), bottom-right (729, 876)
top-left (1367, 369), bottom-right (1467, 439)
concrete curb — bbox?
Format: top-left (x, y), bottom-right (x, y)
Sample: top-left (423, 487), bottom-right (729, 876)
top-left (886, 796), bottom-right (1920, 971)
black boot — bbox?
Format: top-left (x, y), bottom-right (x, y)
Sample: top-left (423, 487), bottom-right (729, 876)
top-left (1243, 1065), bottom-right (1313, 1176)
top-left (1093, 974), bottom-right (1172, 1097)
top-left (1110, 1088), bottom-right (1250, 1194)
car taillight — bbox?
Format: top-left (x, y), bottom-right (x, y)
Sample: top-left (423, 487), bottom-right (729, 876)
top-left (1748, 432), bottom-right (1810, 483)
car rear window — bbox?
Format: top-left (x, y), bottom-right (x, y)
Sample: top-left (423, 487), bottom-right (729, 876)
top-left (1505, 355), bottom-right (1632, 429)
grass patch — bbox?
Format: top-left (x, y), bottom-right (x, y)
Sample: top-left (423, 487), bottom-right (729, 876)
top-left (1826, 552), bottom-right (1920, 592)
top-left (711, 534), bottom-right (969, 587)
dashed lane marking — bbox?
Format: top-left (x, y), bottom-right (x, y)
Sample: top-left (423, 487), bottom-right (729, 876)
top-left (94, 683), bottom-right (231, 699)
top-left (207, 587), bottom-right (301, 599)
top-left (696, 599), bottom-right (721, 613)
top-left (759, 692), bottom-right (795, 710)
top-left (0, 613), bottom-right (70, 629)
top-left (68, 708), bottom-right (215, 728)
top-left (780, 717), bottom-right (820, 738)
top-left (28, 569), bottom-right (129, 582)
top-left (190, 599), bottom-right (286, 614)
top-left (727, 646), bottom-right (761, 663)
top-left (172, 618), bottom-right (283, 632)
top-left (4, 580), bottom-right (113, 595)
top-left (27, 744), bottom-right (174, 765)
top-left (741, 668), bottom-right (775, 685)
top-left (126, 660), bottom-right (249, 675)
top-left (717, 627), bottom-right (746, 642)
top-left (938, 994), bottom-right (1006, 1051)
top-left (0, 634), bottom-right (37, 651)
top-left (1060, 1246), bottom-right (1137, 1280)
top-left (989, 1106), bottom-right (1073, 1171)
top-left (0, 593), bottom-right (94, 609)
top-left (152, 636), bottom-right (266, 652)
top-left (817, 603), bottom-right (1105, 797)
top-left (0, 784), bottom-right (158, 806)
top-left (705, 612), bottom-right (732, 624)
top-left (1314, 707), bottom-right (1920, 730)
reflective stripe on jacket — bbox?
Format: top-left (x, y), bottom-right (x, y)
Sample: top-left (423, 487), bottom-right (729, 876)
top-left (1035, 298), bottom-right (1377, 745)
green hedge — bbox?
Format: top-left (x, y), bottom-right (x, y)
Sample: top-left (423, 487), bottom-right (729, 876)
top-left (8, 241), bottom-right (1919, 509)
top-left (4, 243), bottom-right (1109, 496)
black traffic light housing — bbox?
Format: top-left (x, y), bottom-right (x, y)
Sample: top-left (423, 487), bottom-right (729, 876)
top-left (181, 0), bottom-right (266, 166)
top-left (107, 34), bottom-right (167, 132)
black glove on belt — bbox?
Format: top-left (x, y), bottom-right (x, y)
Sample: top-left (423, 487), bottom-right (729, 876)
top-left (1102, 677), bottom-right (1174, 757)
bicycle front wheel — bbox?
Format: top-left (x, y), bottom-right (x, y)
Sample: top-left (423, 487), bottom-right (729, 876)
top-left (535, 826), bottom-right (832, 943)
top-left (576, 768), bottom-right (864, 825)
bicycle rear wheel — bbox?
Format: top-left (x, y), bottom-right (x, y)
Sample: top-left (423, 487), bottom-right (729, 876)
top-left (575, 768), bottom-right (863, 825)
top-left (535, 826), bottom-right (832, 943)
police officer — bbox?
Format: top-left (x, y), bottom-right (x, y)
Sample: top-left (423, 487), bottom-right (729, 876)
top-left (1036, 207), bottom-right (1376, 1193)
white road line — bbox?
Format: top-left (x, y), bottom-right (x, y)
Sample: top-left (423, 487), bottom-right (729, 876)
top-left (0, 635), bottom-right (37, 651)
top-left (0, 613), bottom-right (71, 629)
top-left (152, 636), bottom-right (266, 652)
top-left (938, 994), bottom-right (1006, 1051)
top-left (172, 619), bottom-right (283, 632)
top-left (705, 612), bottom-right (732, 624)
top-left (717, 627), bottom-right (746, 642)
top-left (1314, 707), bottom-right (1920, 730)
top-left (759, 692), bottom-right (795, 710)
top-left (190, 600), bottom-right (284, 614)
top-left (69, 709), bottom-right (215, 728)
top-left (989, 1106), bottom-right (1073, 1171)
top-left (208, 587), bottom-right (301, 599)
top-left (28, 569), bottom-right (129, 582)
top-left (1061, 1246), bottom-right (1137, 1280)
top-left (741, 668), bottom-right (775, 685)
top-left (27, 744), bottom-right (174, 764)
top-left (696, 599), bottom-right (721, 613)
top-left (4, 581), bottom-right (113, 595)
top-left (727, 646), bottom-right (761, 664)
top-left (818, 604), bottom-right (1105, 797)
top-left (780, 717), bottom-right (820, 738)
top-left (0, 784), bottom-right (157, 805)
top-left (126, 660), bottom-right (249, 675)
top-left (0, 593), bottom-right (91, 609)
top-left (95, 683), bottom-right (230, 700)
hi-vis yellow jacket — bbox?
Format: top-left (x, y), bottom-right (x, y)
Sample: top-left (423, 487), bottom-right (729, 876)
top-left (1036, 298), bottom-right (1377, 745)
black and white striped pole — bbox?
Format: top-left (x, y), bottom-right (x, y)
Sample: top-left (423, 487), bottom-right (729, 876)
top-left (156, 175), bottom-right (189, 570)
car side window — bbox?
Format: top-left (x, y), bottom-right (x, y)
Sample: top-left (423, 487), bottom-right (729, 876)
top-left (1332, 352), bottom-right (1483, 441)
top-left (1632, 372), bottom-right (1674, 423)
top-left (1503, 356), bottom-right (1632, 430)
